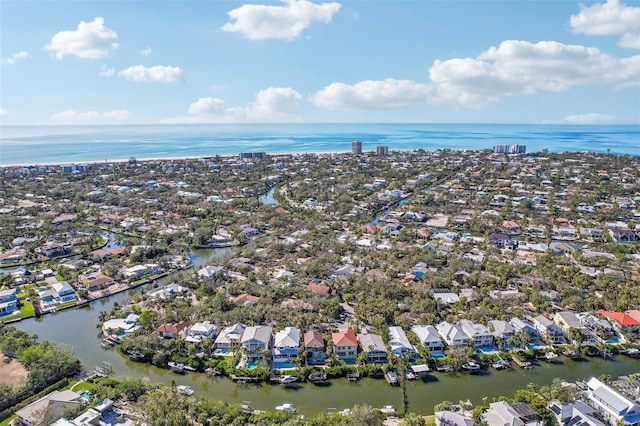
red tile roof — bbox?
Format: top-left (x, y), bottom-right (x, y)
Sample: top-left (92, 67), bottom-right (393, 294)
top-left (596, 309), bottom-right (640, 325)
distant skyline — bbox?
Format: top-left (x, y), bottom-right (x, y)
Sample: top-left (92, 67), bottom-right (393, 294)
top-left (1, 0), bottom-right (639, 125)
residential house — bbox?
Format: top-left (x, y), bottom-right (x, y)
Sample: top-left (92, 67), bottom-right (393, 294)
top-left (488, 232), bottom-right (517, 250)
top-left (37, 243), bottom-right (74, 258)
top-left (388, 326), bottom-right (418, 361)
top-left (214, 323), bottom-right (246, 352)
top-left (548, 400), bottom-right (606, 426)
top-left (554, 311), bottom-right (586, 337)
top-left (241, 325), bottom-right (273, 360)
top-left (152, 321), bottom-right (192, 340)
top-left (101, 314), bottom-right (140, 337)
top-left (197, 265), bottom-right (224, 280)
top-left (303, 330), bottom-right (326, 365)
top-left (530, 315), bottom-right (565, 344)
top-left (510, 317), bottom-right (538, 339)
top-left (435, 411), bottom-right (475, 426)
top-left (0, 288), bottom-right (19, 316)
top-left (586, 377), bottom-right (640, 426)
top-left (15, 390), bottom-right (83, 426)
top-left (482, 401), bottom-right (544, 426)
top-left (608, 228), bottom-right (638, 243)
top-left (487, 320), bottom-right (515, 348)
top-left (411, 325), bottom-right (445, 354)
top-left (273, 326), bottom-right (300, 363)
top-left (51, 281), bottom-right (76, 303)
top-left (185, 321), bottom-right (217, 343)
top-left (596, 310), bottom-right (640, 338)
top-left (124, 265), bottom-right (150, 280)
top-left (436, 321), bottom-right (469, 351)
top-left (357, 333), bottom-right (388, 364)
top-left (332, 329), bottom-right (358, 362)
top-left (458, 320), bottom-right (494, 349)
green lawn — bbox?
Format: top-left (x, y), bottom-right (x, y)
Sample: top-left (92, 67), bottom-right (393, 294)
top-left (0, 415), bottom-right (17, 426)
top-left (2, 300), bottom-right (35, 322)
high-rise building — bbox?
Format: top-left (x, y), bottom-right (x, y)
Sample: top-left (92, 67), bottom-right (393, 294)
top-left (239, 152), bottom-right (267, 160)
top-left (493, 144), bottom-right (510, 154)
top-left (352, 140), bottom-right (362, 155)
top-left (511, 144), bottom-right (526, 154)
top-left (376, 145), bottom-right (389, 156)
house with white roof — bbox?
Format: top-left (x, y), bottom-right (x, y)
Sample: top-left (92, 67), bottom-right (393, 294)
top-left (51, 281), bottom-right (76, 303)
top-left (548, 400), bottom-right (606, 426)
top-left (15, 389), bottom-right (82, 426)
top-left (388, 326), bottom-right (418, 361)
top-left (510, 317), bottom-right (538, 339)
top-left (273, 326), bottom-right (300, 363)
top-left (435, 411), bottom-right (474, 426)
top-left (185, 321), bottom-right (217, 343)
top-left (101, 314), bottom-right (140, 337)
top-left (530, 315), bottom-right (565, 344)
top-left (357, 333), bottom-right (388, 364)
top-left (197, 265), bottom-right (224, 280)
top-left (482, 401), bottom-right (544, 426)
top-left (436, 321), bottom-right (469, 351)
top-left (411, 325), bottom-right (445, 353)
top-left (241, 325), bottom-right (273, 360)
top-left (487, 320), bottom-right (515, 347)
top-left (214, 323), bottom-right (245, 352)
top-left (586, 377), bottom-right (640, 426)
top-left (458, 319), bottom-right (494, 349)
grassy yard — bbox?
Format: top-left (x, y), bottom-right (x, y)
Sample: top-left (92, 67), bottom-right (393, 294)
top-left (2, 300), bottom-right (35, 322)
top-left (0, 415), bottom-right (17, 426)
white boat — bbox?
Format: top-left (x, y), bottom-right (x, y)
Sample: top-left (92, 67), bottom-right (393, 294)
top-left (176, 385), bottom-right (194, 396)
top-left (462, 361), bottom-right (481, 371)
top-left (544, 352), bottom-right (559, 361)
top-left (168, 361), bottom-right (185, 373)
top-left (278, 375), bottom-right (298, 384)
top-left (275, 403), bottom-right (296, 414)
top-left (380, 405), bottom-right (397, 415)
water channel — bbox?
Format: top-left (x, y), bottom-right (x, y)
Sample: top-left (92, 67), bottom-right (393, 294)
top-left (5, 231), bottom-right (640, 415)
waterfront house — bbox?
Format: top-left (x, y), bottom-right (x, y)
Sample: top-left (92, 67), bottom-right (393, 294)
top-left (596, 310), bottom-right (640, 337)
top-left (273, 326), bottom-right (300, 363)
top-left (554, 311), bottom-right (586, 334)
top-left (15, 390), bottom-right (82, 426)
top-left (185, 321), bottom-right (217, 343)
top-left (37, 242), bottom-right (74, 258)
top-left (586, 377), bottom-right (640, 426)
top-left (101, 314), bottom-right (140, 337)
top-left (197, 265), bottom-right (224, 280)
top-left (303, 330), bottom-right (326, 365)
top-left (487, 320), bottom-right (515, 347)
top-left (152, 321), bottom-right (192, 340)
top-left (411, 325), bottom-right (445, 354)
top-left (530, 315), bottom-right (565, 344)
top-left (458, 320), bottom-right (494, 349)
top-left (548, 400), bottom-right (606, 426)
top-left (51, 281), bottom-right (76, 303)
top-left (0, 288), bottom-right (18, 316)
top-left (436, 321), bottom-right (469, 351)
top-left (482, 401), bottom-right (543, 426)
top-left (124, 265), bottom-right (150, 280)
top-left (435, 411), bottom-right (475, 426)
top-left (388, 326), bottom-right (418, 361)
top-left (214, 323), bottom-right (246, 352)
top-left (332, 329), bottom-right (358, 362)
top-left (510, 317), bottom-right (538, 339)
top-left (357, 333), bottom-right (388, 364)
top-left (241, 325), bottom-right (273, 360)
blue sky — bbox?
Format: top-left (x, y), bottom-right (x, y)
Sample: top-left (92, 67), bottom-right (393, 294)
top-left (1, 0), bottom-right (639, 125)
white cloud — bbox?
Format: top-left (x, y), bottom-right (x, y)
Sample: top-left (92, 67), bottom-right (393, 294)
top-left (118, 65), bottom-right (184, 83)
top-left (0, 108), bottom-right (8, 116)
top-left (44, 17), bottom-right (119, 59)
top-left (570, 0), bottom-right (640, 49)
top-left (4, 51), bottom-right (31, 65)
top-left (141, 46), bottom-right (152, 56)
top-left (166, 87), bottom-right (302, 123)
top-left (98, 64), bottom-right (115, 77)
top-left (310, 79), bottom-right (433, 110)
top-left (221, 0), bottom-right (341, 41)
top-left (428, 40), bottom-right (640, 107)
top-left (50, 109), bottom-right (130, 124)
top-left (562, 113), bottom-right (616, 124)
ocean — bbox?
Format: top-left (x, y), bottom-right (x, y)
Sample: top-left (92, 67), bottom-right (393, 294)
top-left (0, 123), bottom-right (638, 166)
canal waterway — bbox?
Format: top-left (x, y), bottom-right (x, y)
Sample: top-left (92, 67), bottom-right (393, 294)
top-left (7, 245), bottom-right (640, 415)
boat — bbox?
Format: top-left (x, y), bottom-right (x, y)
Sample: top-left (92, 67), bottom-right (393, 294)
top-left (384, 371), bottom-right (399, 386)
top-left (492, 359), bottom-right (511, 370)
top-left (168, 361), bottom-right (185, 373)
top-left (405, 369), bottom-right (416, 380)
top-left (127, 351), bottom-right (145, 361)
top-left (275, 403), bottom-right (296, 414)
top-left (462, 361), bottom-right (481, 372)
top-left (176, 385), bottom-right (194, 396)
top-left (623, 348), bottom-right (640, 357)
top-left (380, 405), bottom-right (397, 415)
top-left (278, 375), bottom-right (298, 384)
top-left (307, 372), bottom-right (329, 385)
top-left (544, 352), bottom-right (559, 362)
top-left (563, 348), bottom-right (582, 359)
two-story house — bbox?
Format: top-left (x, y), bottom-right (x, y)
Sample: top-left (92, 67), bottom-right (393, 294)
top-left (411, 325), bottom-right (445, 354)
top-left (357, 333), bottom-right (388, 364)
top-left (214, 323), bottom-right (246, 353)
top-left (332, 329), bottom-right (358, 362)
top-left (437, 321), bottom-right (469, 351)
top-left (273, 326), bottom-right (300, 363)
top-left (185, 321), bottom-right (217, 343)
top-left (0, 288), bottom-right (19, 316)
top-left (458, 320), bottom-right (494, 349)
top-left (304, 330), bottom-right (326, 365)
top-left (241, 325), bottom-right (273, 361)
top-left (388, 326), bottom-right (418, 361)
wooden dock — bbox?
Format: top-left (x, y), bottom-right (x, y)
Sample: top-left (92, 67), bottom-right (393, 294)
top-left (511, 355), bottom-right (532, 369)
